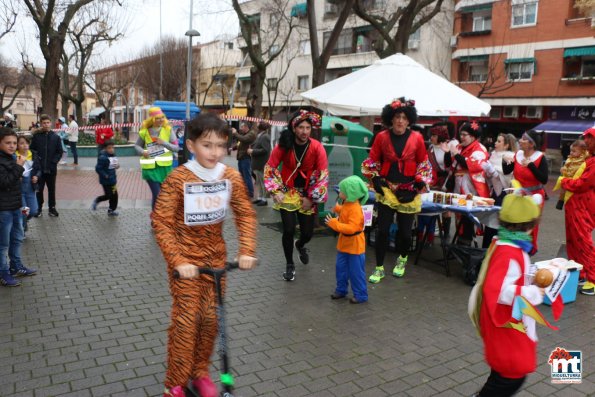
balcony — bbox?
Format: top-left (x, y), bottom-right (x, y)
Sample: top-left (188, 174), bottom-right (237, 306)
top-left (459, 29), bottom-right (491, 37)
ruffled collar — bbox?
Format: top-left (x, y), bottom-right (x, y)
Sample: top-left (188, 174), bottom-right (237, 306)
top-left (184, 159), bottom-right (226, 182)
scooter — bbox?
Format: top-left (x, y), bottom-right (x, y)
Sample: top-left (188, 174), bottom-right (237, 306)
top-left (173, 261), bottom-right (241, 397)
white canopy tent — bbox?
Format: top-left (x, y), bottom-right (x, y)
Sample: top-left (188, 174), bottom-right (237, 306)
top-left (300, 53), bottom-right (491, 117)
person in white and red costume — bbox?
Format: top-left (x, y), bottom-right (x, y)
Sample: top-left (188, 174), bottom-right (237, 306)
top-left (469, 193), bottom-right (553, 397)
top-left (560, 127), bottom-right (595, 296)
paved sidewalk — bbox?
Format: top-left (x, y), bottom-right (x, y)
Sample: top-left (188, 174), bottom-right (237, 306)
top-left (1, 193), bottom-right (593, 397)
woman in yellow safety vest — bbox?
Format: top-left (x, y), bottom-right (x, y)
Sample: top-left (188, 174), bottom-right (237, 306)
top-left (135, 107), bottom-right (180, 209)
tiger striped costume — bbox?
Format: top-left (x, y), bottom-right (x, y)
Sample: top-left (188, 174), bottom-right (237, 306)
top-left (152, 165), bottom-right (257, 389)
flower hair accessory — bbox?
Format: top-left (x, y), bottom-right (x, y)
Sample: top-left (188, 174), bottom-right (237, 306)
top-left (470, 121), bottom-right (480, 131)
top-left (390, 98), bottom-right (415, 109)
top-left (291, 110), bottom-right (321, 130)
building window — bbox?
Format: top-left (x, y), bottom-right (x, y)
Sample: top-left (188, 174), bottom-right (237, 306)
top-left (138, 88), bottom-right (144, 104)
top-left (459, 58), bottom-right (489, 82)
top-left (511, 1), bottom-right (538, 27)
top-left (408, 29), bottom-right (421, 50)
top-left (267, 78), bottom-right (278, 91)
top-left (300, 40), bottom-right (311, 55)
top-left (239, 80), bottom-right (250, 96)
top-left (473, 10), bottom-right (492, 31)
top-left (354, 27), bottom-right (378, 53)
top-left (507, 62), bottom-right (534, 80)
top-left (582, 57), bottom-right (595, 77)
top-left (323, 29), bottom-right (353, 55)
top-left (324, 1), bottom-right (338, 14)
top-left (269, 44), bottom-right (280, 56)
top-left (269, 12), bottom-right (280, 27)
top-left (298, 75), bottom-right (309, 91)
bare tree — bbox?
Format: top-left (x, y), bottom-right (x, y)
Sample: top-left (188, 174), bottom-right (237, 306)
top-left (306, 0), bottom-right (355, 88)
top-left (353, 0), bottom-right (445, 58)
top-left (0, 0), bottom-right (17, 42)
top-left (575, 0), bottom-right (595, 15)
top-left (232, 0), bottom-right (296, 117)
top-left (0, 59), bottom-right (37, 114)
top-left (59, 5), bottom-right (125, 121)
top-left (135, 36), bottom-right (198, 102)
top-left (263, 45), bottom-right (299, 118)
top-left (22, 0), bottom-right (123, 119)
top-left (86, 62), bottom-right (138, 123)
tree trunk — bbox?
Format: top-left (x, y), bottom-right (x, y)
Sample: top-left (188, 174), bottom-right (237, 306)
top-left (42, 39), bottom-right (65, 119)
top-left (61, 96), bottom-right (69, 119)
top-left (247, 67), bottom-right (263, 118)
top-left (312, 66), bottom-right (327, 88)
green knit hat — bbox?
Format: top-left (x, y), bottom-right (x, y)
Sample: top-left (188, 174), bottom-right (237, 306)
top-left (338, 175), bottom-right (369, 205)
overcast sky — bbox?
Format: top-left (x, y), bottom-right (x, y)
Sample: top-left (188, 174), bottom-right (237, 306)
top-left (2, 0), bottom-right (239, 68)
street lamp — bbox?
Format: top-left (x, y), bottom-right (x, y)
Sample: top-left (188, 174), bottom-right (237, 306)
top-left (185, 28), bottom-right (200, 120)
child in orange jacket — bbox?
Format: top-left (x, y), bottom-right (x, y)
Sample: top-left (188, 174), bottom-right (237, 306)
top-left (325, 175), bottom-right (369, 304)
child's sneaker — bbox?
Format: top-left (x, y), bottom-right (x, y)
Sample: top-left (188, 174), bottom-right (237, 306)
top-left (163, 385), bottom-right (186, 397)
top-left (393, 255), bottom-right (407, 277)
top-left (48, 208), bottom-right (59, 217)
top-left (10, 266), bottom-right (37, 277)
top-left (295, 240), bottom-right (309, 265)
top-left (580, 281), bottom-right (594, 296)
top-left (369, 266), bottom-right (385, 283)
top-left (283, 264), bottom-right (295, 281)
top-left (90, 199), bottom-right (98, 211)
top-left (191, 376), bottom-right (218, 397)
top-left (578, 277), bottom-right (587, 286)
top-left (0, 272), bottom-right (21, 287)
top-left (107, 209), bottom-right (119, 216)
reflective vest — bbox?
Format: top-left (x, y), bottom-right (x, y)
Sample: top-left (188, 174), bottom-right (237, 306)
top-left (139, 126), bottom-right (174, 169)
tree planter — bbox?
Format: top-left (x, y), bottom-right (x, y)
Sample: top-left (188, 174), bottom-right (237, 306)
top-left (75, 144), bottom-right (137, 157)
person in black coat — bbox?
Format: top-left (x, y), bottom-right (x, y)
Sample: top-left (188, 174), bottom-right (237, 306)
top-left (0, 127), bottom-right (37, 287)
top-left (30, 115), bottom-right (63, 217)
top-left (248, 121), bottom-right (272, 206)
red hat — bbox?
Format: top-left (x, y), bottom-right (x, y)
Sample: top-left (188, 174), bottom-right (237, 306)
top-left (583, 127), bottom-right (595, 138)
top-left (430, 125), bottom-right (449, 140)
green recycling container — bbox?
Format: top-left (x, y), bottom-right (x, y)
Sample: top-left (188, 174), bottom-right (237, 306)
top-left (319, 116), bottom-right (373, 215)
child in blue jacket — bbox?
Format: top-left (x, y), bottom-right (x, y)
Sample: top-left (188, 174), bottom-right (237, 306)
top-left (91, 140), bottom-right (119, 216)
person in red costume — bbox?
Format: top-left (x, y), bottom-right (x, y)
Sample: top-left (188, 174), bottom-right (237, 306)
top-left (445, 121), bottom-right (490, 245)
top-left (362, 97), bottom-right (432, 282)
top-left (95, 118), bottom-right (114, 155)
top-left (560, 127), bottom-right (595, 296)
top-left (469, 193), bottom-right (548, 397)
top-left (502, 130), bottom-right (548, 255)
top-left (264, 110), bottom-right (328, 282)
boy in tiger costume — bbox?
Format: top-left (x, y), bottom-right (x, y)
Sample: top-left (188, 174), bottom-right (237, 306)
top-left (152, 113), bottom-right (257, 397)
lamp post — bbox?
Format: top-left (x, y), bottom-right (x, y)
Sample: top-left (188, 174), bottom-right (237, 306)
top-left (185, 0), bottom-right (200, 121)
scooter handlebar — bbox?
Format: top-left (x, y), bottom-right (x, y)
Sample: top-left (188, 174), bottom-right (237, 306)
top-left (173, 261), bottom-right (240, 279)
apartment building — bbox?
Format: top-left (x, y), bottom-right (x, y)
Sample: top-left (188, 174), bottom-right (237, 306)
top-left (451, 0), bottom-right (595, 161)
top-left (235, 0), bottom-right (455, 116)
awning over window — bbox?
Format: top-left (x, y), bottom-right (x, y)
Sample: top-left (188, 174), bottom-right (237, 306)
top-left (86, 107), bottom-right (106, 117)
top-left (238, 76), bottom-right (251, 81)
top-left (563, 46), bottom-right (595, 58)
top-left (225, 107), bottom-right (247, 117)
top-left (290, 2), bottom-right (307, 17)
top-left (455, 0), bottom-right (496, 12)
top-left (504, 57), bottom-right (535, 64)
top-left (458, 55), bottom-right (489, 62)
top-left (532, 119), bottom-right (595, 134)
top-left (354, 25), bottom-right (374, 33)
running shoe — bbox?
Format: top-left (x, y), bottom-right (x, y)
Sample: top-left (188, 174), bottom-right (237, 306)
top-left (369, 266), bottom-right (385, 283)
top-left (580, 281), bottom-right (594, 296)
top-left (10, 266), bottom-right (37, 277)
top-left (393, 255), bottom-right (407, 278)
top-left (283, 264), bottom-right (295, 281)
top-left (295, 240), bottom-right (309, 265)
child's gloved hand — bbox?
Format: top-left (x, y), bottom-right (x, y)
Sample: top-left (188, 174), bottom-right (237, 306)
top-left (555, 200), bottom-right (564, 210)
top-left (174, 263), bottom-right (198, 279)
top-left (324, 213), bottom-right (335, 225)
top-left (237, 255), bottom-right (258, 270)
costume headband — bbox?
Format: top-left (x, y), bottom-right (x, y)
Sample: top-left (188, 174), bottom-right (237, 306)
top-left (430, 125), bottom-right (449, 140)
top-left (522, 132), bottom-right (536, 146)
top-left (583, 127), bottom-right (595, 138)
top-left (390, 98), bottom-right (415, 109)
top-left (291, 110), bottom-right (321, 130)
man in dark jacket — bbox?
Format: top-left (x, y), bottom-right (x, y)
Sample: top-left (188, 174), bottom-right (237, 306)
top-left (248, 121), bottom-right (271, 206)
top-left (30, 114), bottom-right (63, 217)
top-left (232, 122), bottom-right (256, 198)
top-left (0, 127), bottom-right (37, 287)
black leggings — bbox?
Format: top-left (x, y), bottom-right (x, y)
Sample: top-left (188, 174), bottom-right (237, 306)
top-left (280, 209), bottom-right (314, 265)
top-left (478, 370), bottom-right (526, 397)
top-left (376, 203), bottom-right (415, 264)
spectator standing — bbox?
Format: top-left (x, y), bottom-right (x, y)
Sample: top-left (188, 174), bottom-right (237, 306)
top-left (67, 115), bottom-right (79, 166)
top-left (16, 136), bottom-right (40, 232)
top-left (95, 118), bottom-right (114, 156)
top-left (57, 117), bottom-right (69, 165)
top-left (0, 127), bottom-right (37, 287)
top-left (30, 115), bottom-right (63, 217)
top-left (233, 122), bottom-right (256, 198)
top-left (248, 121), bottom-right (271, 206)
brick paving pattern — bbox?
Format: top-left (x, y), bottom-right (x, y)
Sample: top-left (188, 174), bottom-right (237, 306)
top-left (1, 162), bottom-right (593, 397)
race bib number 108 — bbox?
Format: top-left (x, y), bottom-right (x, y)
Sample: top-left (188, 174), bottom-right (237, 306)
top-left (184, 180), bottom-right (231, 225)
